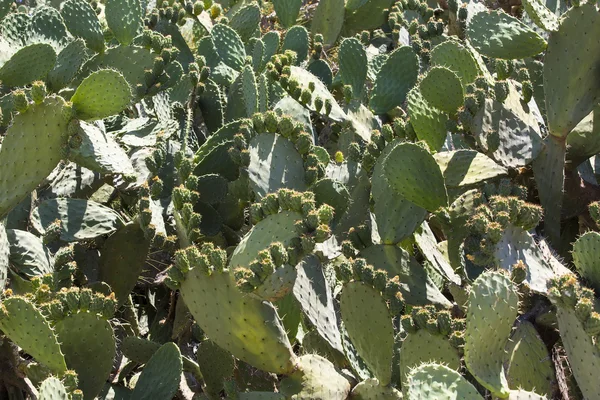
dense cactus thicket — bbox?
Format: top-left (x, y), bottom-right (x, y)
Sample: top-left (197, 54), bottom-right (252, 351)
top-left (0, 0), bottom-right (600, 397)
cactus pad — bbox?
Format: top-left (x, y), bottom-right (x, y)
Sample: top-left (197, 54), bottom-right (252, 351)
top-left (369, 46), bottom-right (419, 114)
top-left (407, 363), bottom-right (483, 400)
top-left (71, 69), bottom-right (132, 120)
top-left (340, 281), bottom-right (394, 385)
top-left (105, 0), bottom-right (143, 46)
top-left (131, 342), bottom-right (182, 400)
top-left (419, 66), bottom-right (464, 114)
top-left (430, 40), bottom-right (481, 87)
top-left (279, 354), bottom-right (351, 399)
top-left (464, 271), bottom-right (518, 397)
top-left (0, 96), bottom-right (71, 218)
top-left (382, 142), bottom-right (448, 212)
top-left (339, 38), bottom-right (368, 99)
top-left (272, 0), bottom-right (301, 27)
top-left (350, 378), bottom-right (402, 399)
top-left (54, 312), bottom-right (115, 400)
top-left (406, 87), bottom-right (448, 152)
top-left (572, 231), bottom-right (600, 292)
top-left (0, 297), bottom-right (67, 374)
top-left (467, 10), bottom-right (546, 59)
top-left (543, 3), bottom-right (600, 138)
top-left (60, 0), bottom-right (104, 53)
top-left (32, 198), bottom-right (124, 242)
top-left (0, 223), bottom-right (8, 289)
top-left (0, 43), bottom-right (56, 87)
top-left (39, 377), bottom-right (69, 400)
top-left (434, 150), bottom-right (507, 187)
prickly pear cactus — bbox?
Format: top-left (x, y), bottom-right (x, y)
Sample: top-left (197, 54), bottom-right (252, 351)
top-left (0, 0), bottom-right (597, 397)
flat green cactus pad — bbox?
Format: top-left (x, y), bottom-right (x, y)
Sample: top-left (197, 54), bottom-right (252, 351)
top-left (464, 271), bottom-right (518, 398)
top-left (229, 3), bottom-right (261, 42)
top-left (419, 66), bottom-right (464, 115)
top-left (572, 231), bottom-right (600, 292)
top-left (0, 96), bottom-right (71, 219)
top-left (282, 25), bottom-right (309, 64)
top-left (554, 305), bottom-right (600, 400)
top-left (339, 38), bottom-right (368, 99)
top-left (430, 40), bottom-right (481, 87)
top-left (212, 23), bottom-right (246, 71)
top-left (0, 43), bottom-right (56, 87)
top-left (105, 0), bottom-right (142, 45)
top-left (48, 38), bottom-right (90, 91)
top-left (467, 10), bottom-right (546, 59)
top-left (544, 3), bottom-right (600, 138)
top-left (399, 330), bottom-right (460, 387)
top-left (38, 377), bottom-right (69, 400)
top-left (407, 363), bottom-right (483, 400)
top-left (369, 46), bottom-right (419, 114)
top-left (272, 0), bottom-right (301, 27)
top-left (279, 354), bottom-right (351, 399)
top-left (350, 378), bottom-right (402, 400)
top-left (407, 87), bottom-right (448, 152)
top-left (360, 244), bottom-right (451, 307)
top-left (131, 342), bottom-right (182, 400)
top-left (55, 312), bottom-right (116, 400)
top-left (60, 0), bottom-right (104, 53)
top-left (71, 69), bottom-right (132, 120)
top-left (522, 0), bottom-right (558, 31)
top-left (434, 150), bottom-right (507, 187)
top-left (0, 223), bottom-right (8, 289)
top-left (293, 255), bottom-right (344, 353)
top-left (0, 297), bottom-right (67, 374)
top-left (98, 222), bottom-right (151, 305)
top-left (32, 198), bottom-right (125, 242)
top-left (180, 265), bottom-right (296, 374)
top-left (311, 0), bottom-right (344, 46)
top-left (340, 282), bottom-right (394, 385)
top-left (382, 142), bottom-right (448, 212)
top-left (197, 340), bottom-right (235, 396)
top-left (504, 321), bottom-right (554, 396)
top-left (7, 229), bottom-right (53, 277)
top-left (247, 134), bottom-right (307, 199)
top-left (230, 211), bottom-right (301, 270)
top-left (67, 120), bottom-right (135, 177)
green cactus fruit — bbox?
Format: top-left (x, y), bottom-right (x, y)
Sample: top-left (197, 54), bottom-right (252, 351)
top-left (399, 329), bottom-right (461, 389)
top-left (131, 342), bottom-right (182, 400)
top-left (340, 281), bottom-right (394, 385)
top-left (279, 354), bottom-right (351, 399)
top-left (38, 377), bottom-right (69, 400)
top-left (71, 69), bottom-right (132, 120)
top-left (381, 142), bottom-right (448, 212)
top-left (31, 198), bottom-right (124, 242)
top-left (465, 271), bottom-right (518, 398)
top-left (503, 321), bottom-right (554, 396)
top-left (60, 0), bottom-right (105, 53)
top-left (0, 297), bottom-right (67, 374)
top-left (420, 67), bottom-right (464, 115)
top-left (105, 0), bottom-right (143, 45)
top-left (0, 96), bottom-right (71, 219)
top-left (339, 38), bottom-right (368, 99)
top-left (369, 46), bottom-right (419, 114)
top-left (98, 222), bottom-right (151, 305)
top-left (407, 363), bottom-right (484, 400)
top-left (544, 3), bottom-right (600, 138)
top-left (467, 10), bottom-right (546, 59)
top-left (0, 43), bottom-right (57, 87)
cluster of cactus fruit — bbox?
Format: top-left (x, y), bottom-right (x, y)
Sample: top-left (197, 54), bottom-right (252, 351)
top-left (2, 0), bottom-right (600, 397)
